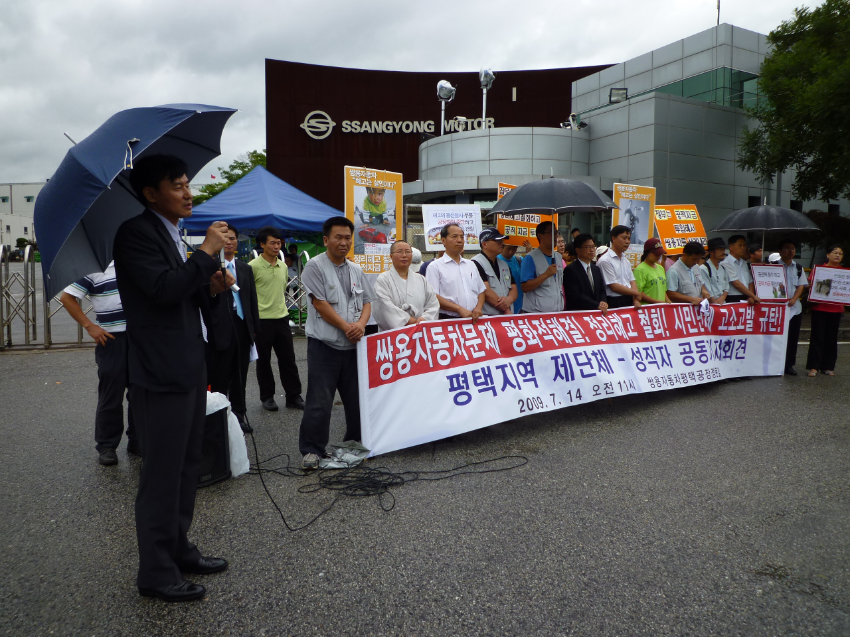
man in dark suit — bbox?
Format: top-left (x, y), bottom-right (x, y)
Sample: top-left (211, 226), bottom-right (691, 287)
top-left (113, 154), bottom-right (234, 603)
top-left (563, 233), bottom-right (609, 313)
top-left (205, 223), bottom-right (261, 433)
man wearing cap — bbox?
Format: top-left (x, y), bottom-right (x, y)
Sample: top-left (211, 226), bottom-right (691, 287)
top-left (594, 245), bottom-right (609, 262)
top-left (666, 241), bottom-right (711, 305)
top-left (520, 221), bottom-right (564, 313)
top-left (425, 224), bottom-right (486, 321)
top-left (634, 238), bottom-right (669, 304)
top-left (564, 233), bottom-right (608, 313)
top-left (472, 228), bottom-right (517, 315)
top-left (722, 235), bottom-right (760, 304)
top-left (778, 239), bottom-right (809, 376)
top-left (699, 237), bottom-right (730, 305)
top-left (498, 243), bottom-right (523, 313)
top-left (597, 225), bottom-right (642, 309)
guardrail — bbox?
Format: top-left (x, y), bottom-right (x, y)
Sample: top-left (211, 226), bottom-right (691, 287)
top-left (1, 245), bottom-right (38, 348)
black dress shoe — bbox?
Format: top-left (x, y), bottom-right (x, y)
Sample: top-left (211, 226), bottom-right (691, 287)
top-left (98, 448), bottom-right (118, 466)
top-left (785, 366), bottom-right (798, 376)
top-left (234, 413), bottom-right (253, 434)
top-left (126, 439), bottom-right (143, 457)
top-left (285, 395), bottom-right (306, 410)
top-left (139, 579), bottom-right (206, 602)
top-left (177, 556), bottom-right (228, 575)
top-left (262, 398), bottom-right (279, 411)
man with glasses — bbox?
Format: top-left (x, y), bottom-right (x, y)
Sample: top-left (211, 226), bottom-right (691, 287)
top-left (563, 233), bottom-right (608, 313)
top-left (372, 241), bottom-right (439, 331)
top-left (519, 221), bottom-right (564, 313)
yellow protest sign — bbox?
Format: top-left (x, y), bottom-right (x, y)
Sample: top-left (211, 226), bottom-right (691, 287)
top-left (612, 183), bottom-right (656, 268)
top-left (653, 204), bottom-right (707, 255)
top-left (344, 166), bottom-right (403, 274)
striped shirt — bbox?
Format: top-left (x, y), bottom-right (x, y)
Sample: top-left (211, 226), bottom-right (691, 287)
top-left (63, 262), bottom-right (126, 332)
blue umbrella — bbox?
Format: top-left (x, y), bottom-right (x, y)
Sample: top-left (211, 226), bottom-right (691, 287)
top-left (34, 103), bottom-right (237, 296)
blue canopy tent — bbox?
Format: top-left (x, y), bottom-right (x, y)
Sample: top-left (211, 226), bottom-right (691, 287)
top-left (181, 165), bottom-right (340, 236)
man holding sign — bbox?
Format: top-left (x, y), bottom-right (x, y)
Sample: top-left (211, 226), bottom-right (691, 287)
top-left (778, 239), bottom-right (809, 375)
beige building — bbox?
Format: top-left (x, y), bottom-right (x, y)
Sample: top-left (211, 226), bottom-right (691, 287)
top-left (1, 182), bottom-right (44, 251)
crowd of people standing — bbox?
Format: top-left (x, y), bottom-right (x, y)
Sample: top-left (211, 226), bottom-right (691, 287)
top-left (60, 154), bottom-right (845, 603)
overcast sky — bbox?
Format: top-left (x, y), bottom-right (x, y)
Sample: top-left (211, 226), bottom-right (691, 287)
top-left (0, 0), bottom-right (819, 185)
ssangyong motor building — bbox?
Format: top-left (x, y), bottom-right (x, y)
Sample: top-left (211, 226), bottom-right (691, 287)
top-left (267, 23), bottom-right (846, 248)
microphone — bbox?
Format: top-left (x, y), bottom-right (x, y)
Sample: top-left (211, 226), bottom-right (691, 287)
top-left (220, 248), bottom-right (241, 293)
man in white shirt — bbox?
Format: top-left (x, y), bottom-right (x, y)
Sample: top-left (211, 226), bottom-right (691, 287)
top-left (722, 235), bottom-right (760, 304)
top-left (425, 224), bottom-right (485, 322)
top-left (778, 239), bottom-right (809, 375)
top-left (699, 237), bottom-right (729, 304)
top-left (373, 241), bottom-right (439, 330)
top-left (597, 225), bottom-right (642, 309)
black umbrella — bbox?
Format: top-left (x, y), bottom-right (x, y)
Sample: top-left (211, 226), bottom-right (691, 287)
top-left (487, 178), bottom-right (617, 217)
top-left (713, 205), bottom-right (821, 257)
top-left (486, 178), bottom-right (617, 253)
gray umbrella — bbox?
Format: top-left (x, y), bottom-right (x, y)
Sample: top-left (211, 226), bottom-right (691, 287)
top-left (713, 205), bottom-right (821, 258)
top-left (486, 178), bottom-right (617, 254)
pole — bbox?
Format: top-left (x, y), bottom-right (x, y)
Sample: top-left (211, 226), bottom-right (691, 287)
top-left (717, 0), bottom-right (720, 26)
top-left (440, 101), bottom-right (446, 136)
top-left (482, 88), bottom-right (487, 124)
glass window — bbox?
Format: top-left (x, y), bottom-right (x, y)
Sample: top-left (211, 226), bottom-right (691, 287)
top-left (24, 226), bottom-right (28, 234)
top-left (24, 196), bottom-right (34, 203)
top-left (0, 196), bottom-right (8, 203)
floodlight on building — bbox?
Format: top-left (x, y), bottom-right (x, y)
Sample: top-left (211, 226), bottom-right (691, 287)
top-left (609, 87), bottom-right (628, 103)
top-left (437, 80), bottom-right (457, 136)
top-left (479, 67), bottom-right (496, 124)
top-left (560, 112), bottom-right (587, 130)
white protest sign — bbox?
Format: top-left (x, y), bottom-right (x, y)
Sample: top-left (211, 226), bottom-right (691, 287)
top-left (422, 204), bottom-right (483, 252)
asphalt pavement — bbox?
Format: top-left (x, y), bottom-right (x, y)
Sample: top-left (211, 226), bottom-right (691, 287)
top-left (1, 340), bottom-right (848, 636)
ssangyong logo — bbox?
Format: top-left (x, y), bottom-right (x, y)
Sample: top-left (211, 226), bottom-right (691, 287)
top-left (300, 110), bottom-right (336, 140)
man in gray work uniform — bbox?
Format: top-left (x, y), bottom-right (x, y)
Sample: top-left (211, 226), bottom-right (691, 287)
top-left (298, 216), bottom-right (375, 469)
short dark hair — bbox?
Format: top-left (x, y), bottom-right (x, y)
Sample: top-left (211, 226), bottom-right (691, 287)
top-left (288, 244), bottom-right (298, 254)
top-left (257, 226), bottom-right (282, 245)
top-left (574, 233), bottom-right (594, 250)
top-left (564, 242), bottom-right (577, 258)
top-left (827, 243), bottom-right (843, 254)
top-left (129, 155), bottom-right (188, 201)
top-left (610, 225), bottom-right (631, 238)
top-left (683, 241), bottom-right (706, 256)
top-left (323, 216), bottom-right (354, 237)
top-left (284, 253), bottom-right (295, 263)
top-left (440, 223), bottom-right (462, 239)
top-left (571, 228), bottom-right (581, 235)
top-left (748, 242), bottom-right (762, 254)
top-left (226, 224), bottom-right (239, 238)
top-left (780, 238), bottom-right (797, 250)
top-left (728, 234), bottom-right (747, 246)
top-left (535, 221), bottom-right (556, 238)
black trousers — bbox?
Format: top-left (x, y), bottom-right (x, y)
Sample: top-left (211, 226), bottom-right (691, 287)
top-left (299, 338), bottom-right (360, 456)
top-left (206, 315), bottom-right (251, 416)
top-left (255, 317), bottom-right (302, 401)
top-left (130, 377), bottom-right (206, 588)
top-left (726, 294), bottom-right (748, 303)
top-left (94, 332), bottom-right (135, 451)
top-left (806, 311), bottom-right (842, 372)
top-left (606, 295), bottom-right (633, 309)
top-left (785, 312), bottom-right (803, 369)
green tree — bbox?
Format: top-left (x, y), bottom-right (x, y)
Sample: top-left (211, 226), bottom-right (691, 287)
top-left (804, 209), bottom-right (850, 266)
top-left (737, 0), bottom-right (850, 203)
top-left (15, 237), bottom-right (29, 249)
top-left (193, 149), bottom-right (267, 205)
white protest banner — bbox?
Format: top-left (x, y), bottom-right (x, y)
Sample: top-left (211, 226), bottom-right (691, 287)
top-left (358, 303), bottom-right (788, 457)
top-left (751, 263), bottom-right (788, 300)
top-left (422, 204), bottom-right (483, 252)
top-left (809, 265), bottom-right (850, 305)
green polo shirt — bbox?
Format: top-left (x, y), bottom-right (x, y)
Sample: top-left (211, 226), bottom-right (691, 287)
top-left (249, 256), bottom-right (289, 319)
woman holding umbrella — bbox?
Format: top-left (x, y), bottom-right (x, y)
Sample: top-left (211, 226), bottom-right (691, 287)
top-left (806, 245), bottom-right (846, 377)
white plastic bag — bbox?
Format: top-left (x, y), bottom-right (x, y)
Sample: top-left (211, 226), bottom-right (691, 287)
top-left (227, 410), bottom-right (250, 477)
top-left (206, 392), bottom-right (250, 478)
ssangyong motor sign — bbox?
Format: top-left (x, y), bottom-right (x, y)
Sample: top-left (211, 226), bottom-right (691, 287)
top-left (300, 110), bottom-right (494, 139)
